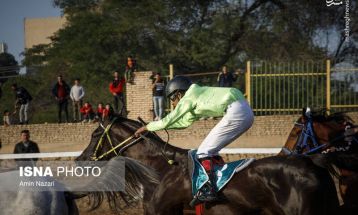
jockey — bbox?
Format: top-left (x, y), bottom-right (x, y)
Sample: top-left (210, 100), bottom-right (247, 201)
top-left (135, 76), bottom-right (254, 204)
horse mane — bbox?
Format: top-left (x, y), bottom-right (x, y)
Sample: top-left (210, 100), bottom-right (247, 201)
top-left (303, 108), bottom-right (354, 124)
top-left (82, 156), bottom-right (159, 212)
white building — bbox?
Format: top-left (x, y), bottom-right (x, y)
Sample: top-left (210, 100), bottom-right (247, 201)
top-left (0, 42), bottom-right (8, 53)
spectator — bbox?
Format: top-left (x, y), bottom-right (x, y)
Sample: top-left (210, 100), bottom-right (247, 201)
top-left (3, 110), bottom-right (12, 126)
top-left (11, 83), bottom-right (32, 124)
top-left (95, 103), bottom-right (104, 121)
top-left (52, 75), bottom-right (71, 123)
top-left (152, 72), bottom-right (165, 120)
top-left (109, 71), bottom-right (126, 116)
top-left (217, 66), bottom-right (237, 87)
top-left (102, 103), bottom-right (114, 121)
top-left (70, 78), bottom-right (85, 122)
top-left (80, 102), bottom-right (94, 123)
top-left (14, 130), bottom-right (40, 167)
top-left (125, 56), bottom-right (137, 84)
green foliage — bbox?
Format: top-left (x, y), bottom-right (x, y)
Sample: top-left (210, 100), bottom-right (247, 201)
top-left (0, 52), bottom-right (19, 83)
top-left (0, 53), bottom-right (17, 67)
top-left (12, 0), bottom-right (355, 122)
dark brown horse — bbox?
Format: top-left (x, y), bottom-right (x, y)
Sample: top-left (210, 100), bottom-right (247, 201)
top-left (77, 116), bottom-right (341, 215)
top-left (280, 108), bottom-right (358, 214)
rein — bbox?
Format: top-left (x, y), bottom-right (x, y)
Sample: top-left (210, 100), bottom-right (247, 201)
top-left (91, 117), bottom-right (176, 165)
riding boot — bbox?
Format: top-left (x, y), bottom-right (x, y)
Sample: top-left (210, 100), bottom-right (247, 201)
top-left (190, 157), bottom-right (218, 207)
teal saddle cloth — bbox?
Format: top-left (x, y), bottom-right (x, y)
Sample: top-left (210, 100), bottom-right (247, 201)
top-left (189, 150), bottom-right (255, 195)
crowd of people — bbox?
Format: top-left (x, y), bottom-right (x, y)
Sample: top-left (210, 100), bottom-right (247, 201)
top-left (2, 71), bottom-right (125, 125)
top-left (1, 63), bottom-right (238, 126)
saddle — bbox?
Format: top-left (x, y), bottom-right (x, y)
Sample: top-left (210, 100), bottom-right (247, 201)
top-left (188, 150), bottom-right (254, 197)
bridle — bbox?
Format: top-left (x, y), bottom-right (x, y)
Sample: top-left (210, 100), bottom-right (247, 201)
top-left (283, 110), bottom-right (358, 155)
top-left (91, 117), bottom-right (141, 160)
top-left (90, 117), bottom-right (176, 165)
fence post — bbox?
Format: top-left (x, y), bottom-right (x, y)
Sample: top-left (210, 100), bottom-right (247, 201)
top-left (246, 61), bottom-right (251, 105)
top-left (169, 64), bottom-right (174, 80)
top-left (326, 60), bottom-right (331, 114)
top-left (169, 64), bottom-right (174, 111)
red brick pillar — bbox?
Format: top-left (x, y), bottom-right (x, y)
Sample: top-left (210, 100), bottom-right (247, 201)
top-left (125, 71), bottom-right (153, 122)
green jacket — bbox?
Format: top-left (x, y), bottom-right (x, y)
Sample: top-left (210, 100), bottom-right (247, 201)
top-left (147, 84), bottom-right (245, 131)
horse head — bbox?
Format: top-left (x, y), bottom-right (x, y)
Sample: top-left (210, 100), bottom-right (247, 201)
top-left (76, 116), bottom-right (187, 168)
top-left (77, 116), bottom-right (145, 161)
top-left (282, 107), bottom-right (356, 155)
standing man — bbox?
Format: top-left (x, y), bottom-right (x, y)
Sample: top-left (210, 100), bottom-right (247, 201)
top-left (152, 72), bottom-right (165, 120)
top-left (70, 78), bottom-right (85, 122)
top-left (217, 66), bottom-right (237, 87)
top-left (13, 130), bottom-right (40, 167)
top-left (52, 75), bottom-right (71, 123)
top-left (11, 83), bottom-right (32, 124)
top-left (109, 71), bottom-right (126, 116)
top-left (125, 56), bottom-right (137, 84)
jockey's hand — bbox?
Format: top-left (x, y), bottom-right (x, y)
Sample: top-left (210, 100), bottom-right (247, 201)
top-left (135, 126), bottom-right (147, 138)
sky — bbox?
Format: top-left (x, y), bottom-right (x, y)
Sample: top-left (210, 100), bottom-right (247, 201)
top-left (0, 0), bottom-right (61, 70)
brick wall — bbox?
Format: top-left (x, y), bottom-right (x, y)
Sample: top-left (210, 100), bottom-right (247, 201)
top-left (1, 70), bottom-right (357, 154)
top-left (0, 123), bottom-right (97, 153)
top-left (1, 113), bottom-right (356, 153)
top-left (126, 71), bottom-right (153, 122)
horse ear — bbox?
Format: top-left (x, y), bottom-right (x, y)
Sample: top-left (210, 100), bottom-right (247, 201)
top-left (302, 107), bottom-right (306, 116)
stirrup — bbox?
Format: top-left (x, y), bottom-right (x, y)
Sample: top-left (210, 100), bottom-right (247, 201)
top-left (189, 185), bottom-right (218, 207)
top-left (189, 193), bottom-right (218, 207)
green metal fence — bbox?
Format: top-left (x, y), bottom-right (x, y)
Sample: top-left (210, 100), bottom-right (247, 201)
top-left (246, 60), bottom-right (358, 115)
top-left (330, 67), bottom-right (358, 112)
top-left (167, 61), bottom-right (357, 115)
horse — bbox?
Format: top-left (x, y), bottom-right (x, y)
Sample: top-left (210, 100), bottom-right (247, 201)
top-left (0, 167), bottom-right (78, 215)
top-left (0, 156), bottom-right (158, 215)
top-left (0, 190), bottom-right (77, 215)
top-left (77, 116), bottom-right (341, 215)
top-left (280, 108), bottom-right (358, 214)
top-left (280, 108), bottom-right (356, 155)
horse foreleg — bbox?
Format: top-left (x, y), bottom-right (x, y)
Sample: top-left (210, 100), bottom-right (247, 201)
top-left (143, 170), bottom-right (191, 215)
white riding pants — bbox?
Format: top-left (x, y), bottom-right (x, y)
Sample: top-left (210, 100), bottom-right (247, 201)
top-left (197, 100), bottom-right (254, 158)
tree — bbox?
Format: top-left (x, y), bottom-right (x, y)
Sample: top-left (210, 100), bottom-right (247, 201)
top-left (18, 0), bottom-right (357, 121)
top-left (26, 0), bottom-right (356, 74)
top-left (0, 52), bottom-right (19, 83)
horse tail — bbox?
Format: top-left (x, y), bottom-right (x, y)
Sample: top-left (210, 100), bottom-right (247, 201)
top-left (71, 156), bottom-right (159, 212)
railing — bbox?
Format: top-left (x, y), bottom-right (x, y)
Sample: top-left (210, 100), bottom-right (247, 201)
top-left (330, 66), bottom-right (358, 111)
top-left (246, 61), bottom-right (328, 115)
top-left (0, 148), bottom-right (281, 160)
top-left (246, 60), bottom-right (358, 115)
top-left (0, 65), bottom-right (20, 79)
top-left (166, 61), bottom-right (357, 115)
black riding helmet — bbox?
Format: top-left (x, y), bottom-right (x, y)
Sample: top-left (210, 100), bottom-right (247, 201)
top-left (165, 76), bottom-right (193, 99)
